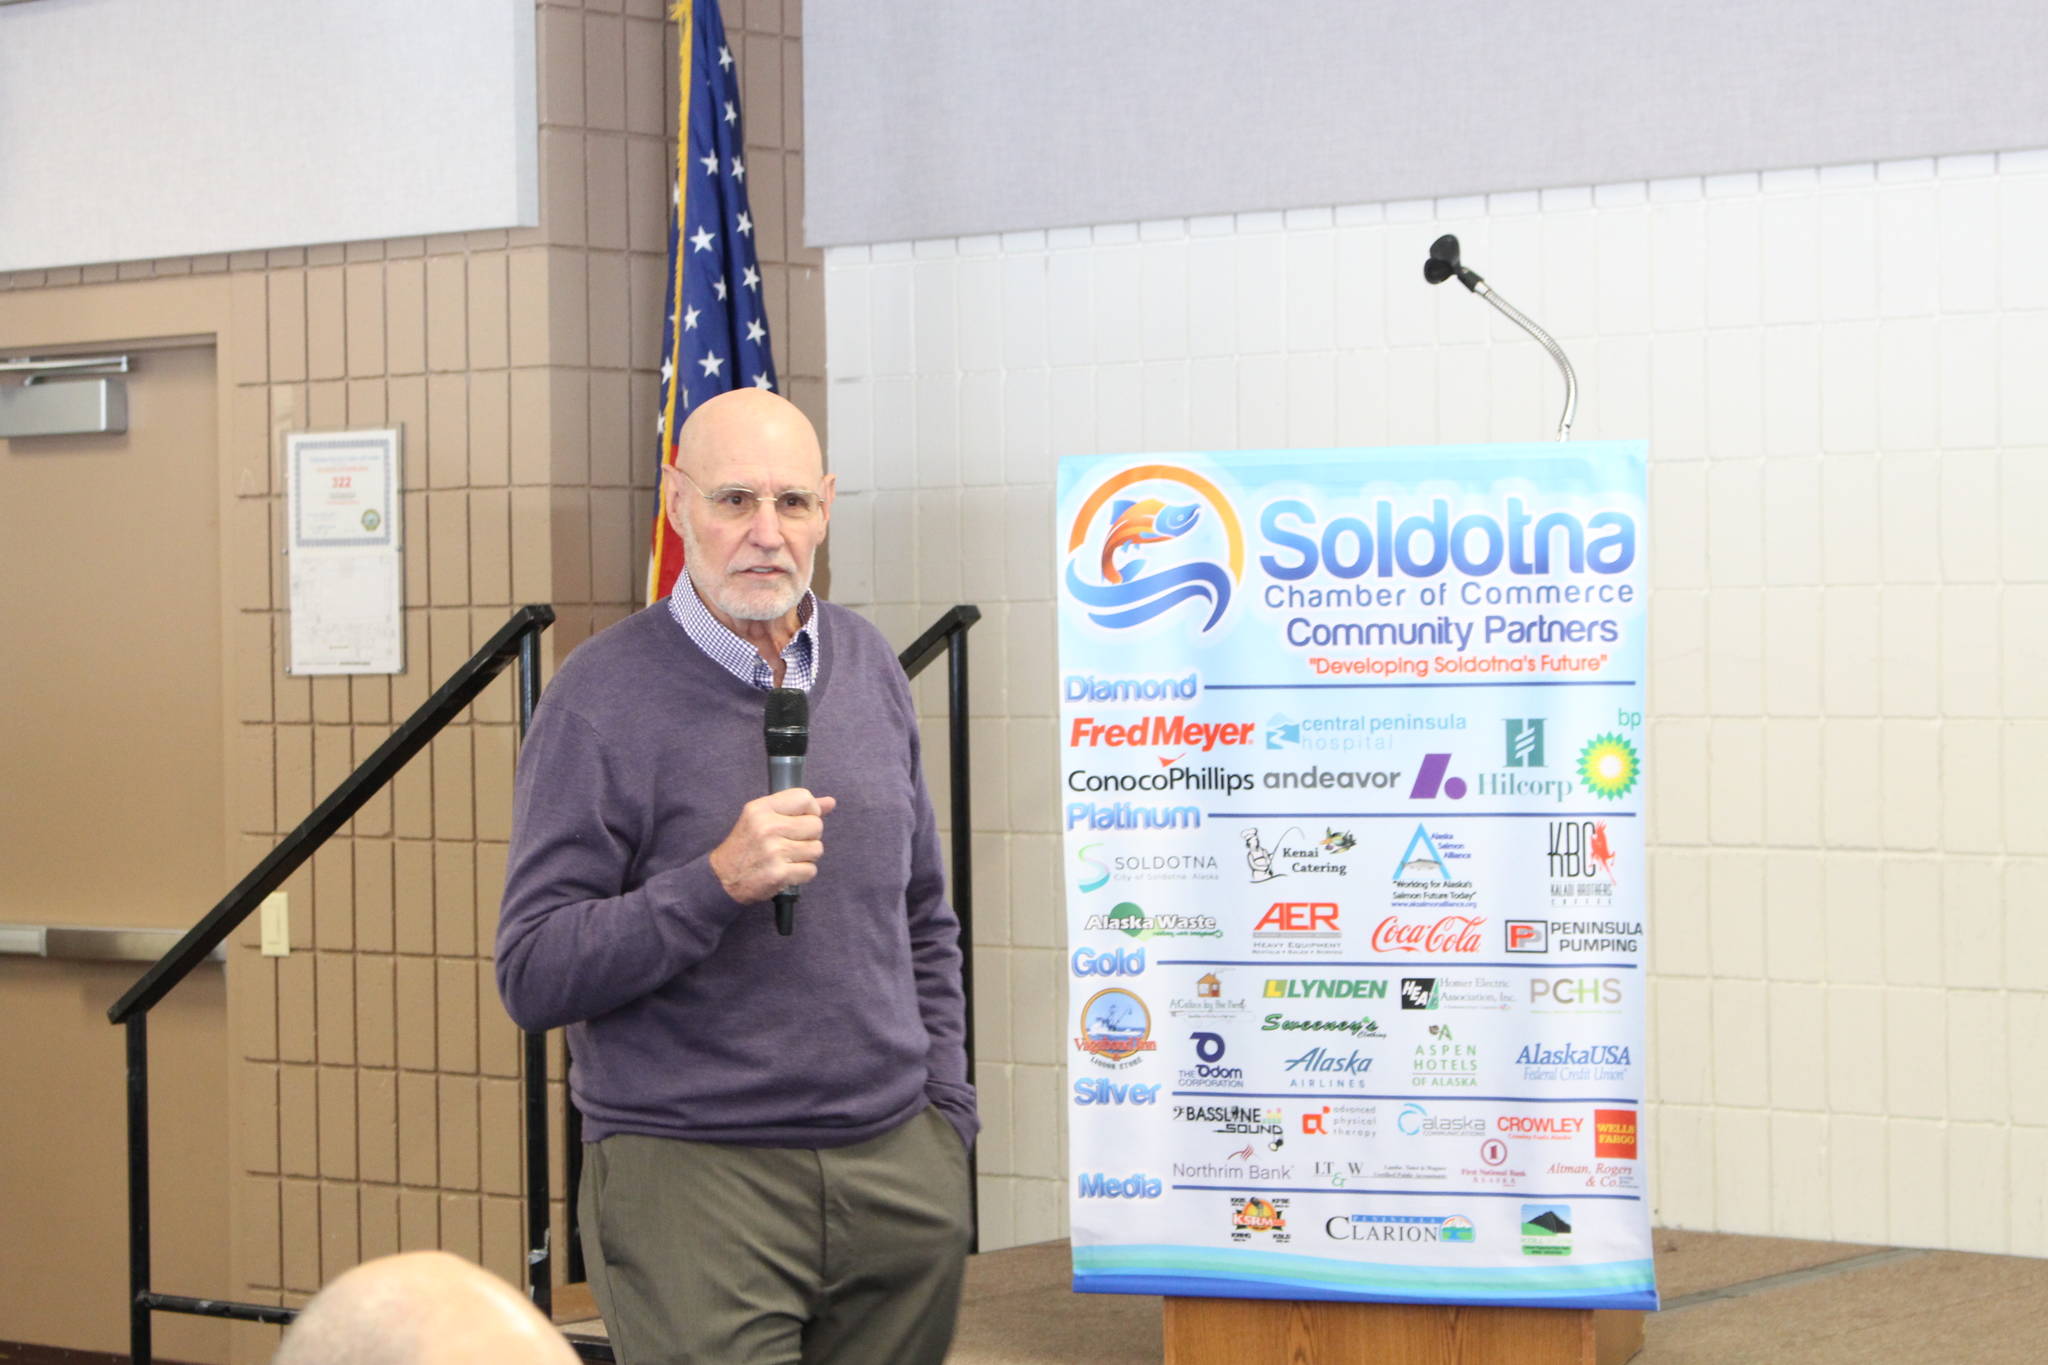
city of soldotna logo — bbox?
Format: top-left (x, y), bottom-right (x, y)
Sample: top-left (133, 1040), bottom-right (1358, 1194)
top-left (1064, 465), bottom-right (1244, 633)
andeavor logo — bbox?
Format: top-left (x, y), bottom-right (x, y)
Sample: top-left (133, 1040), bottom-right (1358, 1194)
top-left (1064, 465), bottom-right (1245, 633)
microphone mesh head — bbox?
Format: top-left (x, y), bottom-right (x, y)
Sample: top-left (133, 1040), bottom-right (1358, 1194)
top-left (764, 687), bottom-right (808, 755)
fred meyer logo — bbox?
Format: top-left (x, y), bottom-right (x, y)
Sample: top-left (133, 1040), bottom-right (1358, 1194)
top-left (1068, 715), bottom-right (1254, 751)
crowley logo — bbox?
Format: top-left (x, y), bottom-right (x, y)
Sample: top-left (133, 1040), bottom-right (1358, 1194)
top-left (1373, 915), bottom-right (1486, 954)
top-left (1064, 464), bottom-right (1244, 633)
top-left (1497, 1113), bottom-right (1585, 1140)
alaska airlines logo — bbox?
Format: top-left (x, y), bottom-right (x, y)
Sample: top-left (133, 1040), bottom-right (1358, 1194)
top-left (1065, 466), bottom-right (1244, 632)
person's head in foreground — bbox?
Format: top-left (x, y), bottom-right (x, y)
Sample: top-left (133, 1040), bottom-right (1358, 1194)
top-left (271, 1250), bottom-right (579, 1365)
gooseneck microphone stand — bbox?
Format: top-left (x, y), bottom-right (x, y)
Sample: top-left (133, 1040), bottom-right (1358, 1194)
top-left (1423, 234), bottom-right (1577, 441)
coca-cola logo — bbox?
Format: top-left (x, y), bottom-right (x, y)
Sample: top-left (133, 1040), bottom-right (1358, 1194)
top-left (1371, 915), bottom-right (1486, 954)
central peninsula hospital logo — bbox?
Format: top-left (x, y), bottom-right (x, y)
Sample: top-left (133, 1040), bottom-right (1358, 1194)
top-left (1064, 465), bottom-right (1244, 632)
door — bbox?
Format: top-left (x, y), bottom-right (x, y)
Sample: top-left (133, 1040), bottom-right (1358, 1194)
top-left (0, 340), bottom-right (232, 1363)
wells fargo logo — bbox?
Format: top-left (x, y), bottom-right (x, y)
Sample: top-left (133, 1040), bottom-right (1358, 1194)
top-left (1065, 465), bottom-right (1244, 632)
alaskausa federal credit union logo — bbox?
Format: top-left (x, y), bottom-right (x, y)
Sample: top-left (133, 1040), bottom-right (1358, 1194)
top-left (1064, 465), bottom-right (1245, 632)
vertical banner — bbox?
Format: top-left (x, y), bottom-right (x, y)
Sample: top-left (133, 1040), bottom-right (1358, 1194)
top-left (1058, 444), bottom-right (1656, 1311)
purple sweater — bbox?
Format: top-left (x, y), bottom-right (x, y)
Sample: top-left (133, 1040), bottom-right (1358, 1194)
top-left (494, 602), bottom-right (977, 1153)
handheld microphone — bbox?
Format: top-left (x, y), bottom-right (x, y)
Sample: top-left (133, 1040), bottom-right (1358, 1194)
top-left (763, 687), bottom-right (809, 936)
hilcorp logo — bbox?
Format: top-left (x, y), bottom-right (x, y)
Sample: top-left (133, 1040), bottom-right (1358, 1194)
top-left (1065, 466), bottom-right (1244, 632)
top-left (1258, 498), bottom-right (1636, 581)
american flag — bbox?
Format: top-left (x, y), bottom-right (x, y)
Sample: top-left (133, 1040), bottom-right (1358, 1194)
top-left (646, 0), bottom-right (778, 601)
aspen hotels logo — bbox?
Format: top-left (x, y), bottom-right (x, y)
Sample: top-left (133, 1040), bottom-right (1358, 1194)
top-left (1065, 465), bottom-right (1245, 633)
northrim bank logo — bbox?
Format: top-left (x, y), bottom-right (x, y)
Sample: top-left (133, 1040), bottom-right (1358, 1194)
top-left (1064, 465), bottom-right (1244, 633)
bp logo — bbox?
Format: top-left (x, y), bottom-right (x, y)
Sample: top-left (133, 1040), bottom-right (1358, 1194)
top-left (1577, 734), bottom-right (1639, 800)
top-left (1063, 465), bottom-right (1244, 633)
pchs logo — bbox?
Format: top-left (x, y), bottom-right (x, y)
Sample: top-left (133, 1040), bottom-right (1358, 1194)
top-left (1064, 465), bottom-right (1244, 632)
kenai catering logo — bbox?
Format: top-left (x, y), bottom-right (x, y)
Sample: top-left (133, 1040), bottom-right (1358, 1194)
top-left (1064, 466), bottom-right (1245, 632)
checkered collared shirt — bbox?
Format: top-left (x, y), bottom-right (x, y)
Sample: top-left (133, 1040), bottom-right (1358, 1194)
top-left (666, 570), bottom-right (821, 692)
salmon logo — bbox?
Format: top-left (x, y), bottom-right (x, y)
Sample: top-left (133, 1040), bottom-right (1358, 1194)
top-left (1067, 466), bottom-right (1244, 632)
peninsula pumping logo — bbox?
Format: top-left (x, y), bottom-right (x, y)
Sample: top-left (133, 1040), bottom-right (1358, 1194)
top-left (1064, 465), bottom-right (1244, 633)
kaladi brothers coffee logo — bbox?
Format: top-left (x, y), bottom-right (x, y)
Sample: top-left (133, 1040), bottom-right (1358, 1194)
top-left (1065, 465), bottom-right (1244, 632)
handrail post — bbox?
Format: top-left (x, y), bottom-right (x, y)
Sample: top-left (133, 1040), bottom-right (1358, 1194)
top-left (945, 619), bottom-right (979, 1250)
top-left (126, 1014), bottom-right (152, 1365)
top-left (517, 628), bottom-right (553, 1315)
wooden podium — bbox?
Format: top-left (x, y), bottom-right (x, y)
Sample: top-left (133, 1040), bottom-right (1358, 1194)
top-left (1163, 1298), bottom-right (1645, 1364)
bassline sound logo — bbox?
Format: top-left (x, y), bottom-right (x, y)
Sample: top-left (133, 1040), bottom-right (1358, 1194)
top-left (1064, 465), bottom-right (1245, 634)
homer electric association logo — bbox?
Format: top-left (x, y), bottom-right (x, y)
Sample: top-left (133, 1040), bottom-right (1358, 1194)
top-left (1065, 465), bottom-right (1245, 632)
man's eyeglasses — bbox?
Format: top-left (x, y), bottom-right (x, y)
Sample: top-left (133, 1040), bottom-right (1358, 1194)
top-left (672, 467), bottom-right (823, 522)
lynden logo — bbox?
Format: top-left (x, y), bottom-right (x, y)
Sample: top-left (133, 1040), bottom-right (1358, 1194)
top-left (1065, 466), bottom-right (1244, 633)
top-left (1505, 719), bottom-right (1546, 768)
top-left (1078, 1172), bottom-right (1162, 1199)
top-left (1594, 1108), bottom-right (1639, 1159)
top-left (1548, 821), bottom-right (1617, 884)
top-left (1064, 671), bottom-right (1201, 705)
top-left (1264, 978), bottom-right (1387, 1000)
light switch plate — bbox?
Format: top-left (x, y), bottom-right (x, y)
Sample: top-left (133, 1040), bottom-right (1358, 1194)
top-left (259, 892), bottom-right (290, 957)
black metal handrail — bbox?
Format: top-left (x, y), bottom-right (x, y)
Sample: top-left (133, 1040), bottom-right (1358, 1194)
top-left (111, 605), bottom-right (556, 1365)
top-left (109, 600), bottom-right (981, 1365)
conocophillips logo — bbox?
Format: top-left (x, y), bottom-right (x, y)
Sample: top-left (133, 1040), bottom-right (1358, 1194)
top-left (1065, 465), bottom-right (1244, 632)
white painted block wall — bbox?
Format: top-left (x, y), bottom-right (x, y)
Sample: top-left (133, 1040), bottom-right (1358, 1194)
top-left (823, 149), bottom-right (2048, 1256)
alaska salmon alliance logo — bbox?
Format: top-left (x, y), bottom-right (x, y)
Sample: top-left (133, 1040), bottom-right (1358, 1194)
top-left (1065, 465), bottom-right (1245, 632)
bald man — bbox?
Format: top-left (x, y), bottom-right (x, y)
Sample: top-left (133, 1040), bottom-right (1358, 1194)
top-left (496, 391), bottom-right (976, 1365)
top-left (273, 1251), bottom-right (578, 1365)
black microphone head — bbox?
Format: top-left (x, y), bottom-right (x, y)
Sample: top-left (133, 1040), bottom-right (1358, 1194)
top-left (1424, 257), bottom-right (1456, 285)
top-left (764, 687), bottom-right (808, 756)
top-left (1430, 233), bottom-right (1462, 265)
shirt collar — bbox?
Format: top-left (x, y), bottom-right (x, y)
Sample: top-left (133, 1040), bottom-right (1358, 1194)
top-left (666, 570), bottom-right (821, 692)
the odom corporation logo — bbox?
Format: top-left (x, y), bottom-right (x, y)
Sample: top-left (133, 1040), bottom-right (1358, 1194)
top-left (1065, 466), bottom-right (1244, 632)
